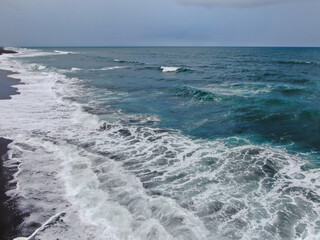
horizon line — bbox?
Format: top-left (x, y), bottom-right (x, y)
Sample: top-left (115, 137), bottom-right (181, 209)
top-left (3, 45), bottom-right (320, 48)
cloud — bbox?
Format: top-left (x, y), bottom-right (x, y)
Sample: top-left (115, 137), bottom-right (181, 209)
top-left (176, 0), bottom-right (294, 7)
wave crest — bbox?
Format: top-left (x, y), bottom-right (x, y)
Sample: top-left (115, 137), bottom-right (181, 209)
top-left (277, 60), bottom-right (317, 65)
top-left (161, 66), bottom-right (193, 73)
top-left (54, 50), bottom-right (76, 55)
top-left (177, 86), bottom-right (216, 101)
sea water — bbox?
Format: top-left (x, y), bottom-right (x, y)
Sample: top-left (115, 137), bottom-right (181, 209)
top-left (0, 47), bottom-right (320, 239)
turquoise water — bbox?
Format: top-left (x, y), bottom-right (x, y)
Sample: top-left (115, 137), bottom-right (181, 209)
top-left (27, 47), bottom-right (320, 158)
top-left (3, 47), bottom-right (320, 239)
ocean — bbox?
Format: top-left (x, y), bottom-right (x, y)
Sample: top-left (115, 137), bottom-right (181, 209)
top-left (0, 47), bottom-right (319, 239)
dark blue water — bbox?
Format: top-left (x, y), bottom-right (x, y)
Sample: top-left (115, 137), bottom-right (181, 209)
top-left (11, 47), bottom-right (320, 239)
top-left (26, 47), bottom-right (320, 160)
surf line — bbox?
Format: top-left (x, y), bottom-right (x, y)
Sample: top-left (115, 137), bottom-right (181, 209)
top-left (13, 207), bottom-right (71, 240)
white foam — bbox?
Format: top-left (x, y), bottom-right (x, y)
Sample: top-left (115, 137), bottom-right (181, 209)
top-left (37, 65), bottom-right (46, 70)
top-left (29, 64), bottom-right (47, 70)
top-left (1, 48), bottom-right (320, 240)
top-left (204, 82), bottom-right (272, 97)
top-left (161, 66), bottom-right (180, 72)
top-left (59, 66), bottom-right (125, 73)
top-left (0, 49), bottom-right (208, 239)
top-left (99, 66), bottom-right (126, 71)
top-left (89, 66), bottom-right (126, 71)
top-left (54, 50), bottom-right (76, 55)
top-left (57, 67), bottom-right (82, 73)
top-left (3, 48), bottom-right (57, 58)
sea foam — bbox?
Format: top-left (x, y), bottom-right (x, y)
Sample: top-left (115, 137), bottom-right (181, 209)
top-left (161, 66), bottom-right (180, 72)
top-left (1, 48), bottom-right (320, 240)
top-left (0, 49), bottom-right (208, 239)
top-left (54, 50), bottom-right (76, 55)
top-left (98, 66), bottom-right (126, 71)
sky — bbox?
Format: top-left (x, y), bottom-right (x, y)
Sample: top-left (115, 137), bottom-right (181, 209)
top-left (0, 0), bottom-right (319, 47)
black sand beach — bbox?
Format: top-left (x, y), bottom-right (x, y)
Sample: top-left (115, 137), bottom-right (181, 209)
top-left (0, 67), bottom-right (23, 240)
top-left (0, 138), bottom-right (23, 240)
top-left (0, 47), bottom-right (20, 99)
top-left (0, 47), bottom-right (17, 55)
top-left (0, 70), bottom-right (21, 99)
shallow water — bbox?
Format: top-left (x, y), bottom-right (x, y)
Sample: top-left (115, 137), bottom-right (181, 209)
top-left (0, 47), bottom-right (320, 239)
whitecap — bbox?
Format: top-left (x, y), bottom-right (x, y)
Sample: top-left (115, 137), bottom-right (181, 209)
top-left (38, 65), bottom-right (46, 70)
top-left (99, 66), bottom-right (126, 71)
top-left (30, 64), bottom-right (47, 70)
top-left (161, 66), bottom-right (180, 72)
top-left (54, 50), bottom-right (76, 55)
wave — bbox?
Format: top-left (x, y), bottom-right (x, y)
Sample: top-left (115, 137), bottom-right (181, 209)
top-left (2, 47), bottom-right (60, 58)
top-left (205, 82), bottom-right (271, 97)
top-left (97, 66), bottom-right (126, 71)
top-left (0, 52), bottom-right (209, 239)
top-left (276, 86), bottom-right (309, 96)
top-left (31, 65), bottom-right (83, 73)
top-left (54, 50), bottom-right (76, 55)
top-left (2, 47), bottom-right (76, 58)
top-left (277, 60), bottom-right (318, 65)
top-left (134, 65), bottom-right (193, 73)
top-left (113, 58), bottom-right (144, 65)
top-left (161, 66), bottom-right (193, 73)
top-left (1, 48), bottom-right (320, 240)
top-left (59, 66), bottom-right (126, 73)
top-left (161, 66), bottom-right (180, 72)
top-left (177, 86), bottom-right (216, 101)
top-left (30, 64), bottom-right (47, 70)
top-left (176, 84), bottom-right (270, 102)
top-left (135, 66), bottom-right (158, 71)
top-left (57, 67), bottom-right (82, 73)
top-left (71, 67), bottom-right (81, 71)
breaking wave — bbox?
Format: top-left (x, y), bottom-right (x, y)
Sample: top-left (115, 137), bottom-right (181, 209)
top-left (161, 66), bottom-right (193, 73)
top-left (113, 58), bottom-right (145, 65)
top-left (0, 48), bottom-right (319, 240)
top-left (54, 50), bottom-right (77, 55)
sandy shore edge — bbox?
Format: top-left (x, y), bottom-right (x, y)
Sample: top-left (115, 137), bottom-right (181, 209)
top-left (0, 57), bottom-right (24, 239)
top-left (0, 47), bottom-right (17, 55)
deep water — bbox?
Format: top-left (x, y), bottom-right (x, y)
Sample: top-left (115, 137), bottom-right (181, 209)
top-left (27, 47), bottom-right (320, 155)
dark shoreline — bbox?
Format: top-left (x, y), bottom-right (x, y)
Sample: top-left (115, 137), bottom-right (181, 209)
top-left (0, 70), bottom-right (21, 99)
top-left (0, 67), bottom-right (23, 240)
top-left (0, 138), bottom-right (23, 240)
top-left (0, 47), bottom-right (20, 100)
top-left (0, 47), bottom-right (17, 55)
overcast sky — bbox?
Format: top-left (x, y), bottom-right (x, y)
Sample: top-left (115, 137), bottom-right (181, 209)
top-left (0, 0), bottom-right (319, 46)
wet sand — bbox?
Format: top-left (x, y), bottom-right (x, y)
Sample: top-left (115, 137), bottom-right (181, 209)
top-left (0, 68), bottom-right (23, 240)
top-left (0, 70), bottom-right (21, 99)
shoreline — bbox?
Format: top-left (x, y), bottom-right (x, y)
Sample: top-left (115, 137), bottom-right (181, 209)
top-left (0, 70), bottom-right (21, 99)
top-left (0, 47), bottom-right (17, 55)
top-left (0, 46), bottom-right (319, 239)
top-left (0, 47), bottom-right (20, 100)
top-left (0, 138), bottom-right (23, 240)
top-left (0, 67), bottom-right (23, 240)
